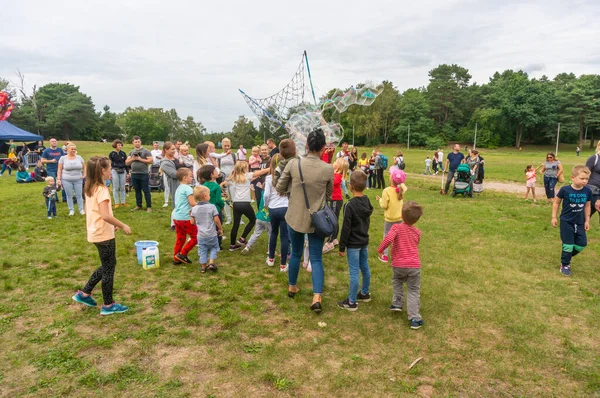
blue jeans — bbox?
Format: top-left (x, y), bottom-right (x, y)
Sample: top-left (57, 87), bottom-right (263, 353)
top-left (347, 247), bottom-right (370, 303)
top-left (198, 236), bottom-right (220, 264)
top-left (46, 198), bottom-right (57, 217)
top-left (62, 179), bottom-right (84, 212)
top-left (288, 227), bottom-right (325, 294)
top-left (111, 170), bottom-right (127, 204)
top-left (269, 207), bottom-right (289, 265)
top-left (544, 176), bottom-right (558, 199)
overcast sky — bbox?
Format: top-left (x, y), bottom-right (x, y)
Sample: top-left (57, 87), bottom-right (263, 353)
top-left (2, 0), bottom-right (599, 132)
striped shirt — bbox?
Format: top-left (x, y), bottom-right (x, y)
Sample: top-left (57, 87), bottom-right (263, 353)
top-left (377, 222), bottom-right (421, 268)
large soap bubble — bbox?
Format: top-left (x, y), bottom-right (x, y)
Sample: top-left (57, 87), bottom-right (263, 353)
top-left (285, 107), bottom-right (343, 154)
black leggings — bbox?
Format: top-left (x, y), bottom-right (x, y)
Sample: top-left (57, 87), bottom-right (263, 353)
top-left (83, 239), bottom-right (117, 305)
top-left (328, 199), bottom-right (343, 243)
top-left (231, 202), bottom-right (256, 244)
top-left (376, 169), bottom-right (385, 189)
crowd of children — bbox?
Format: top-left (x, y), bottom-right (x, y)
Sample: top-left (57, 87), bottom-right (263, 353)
top-left (10, 135), bottom-right (587, 328)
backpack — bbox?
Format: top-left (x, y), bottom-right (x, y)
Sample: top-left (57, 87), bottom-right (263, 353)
top-left (396, 157), bottom-right (405, 170)
top-left (379, 155), bottom-right (388, 169)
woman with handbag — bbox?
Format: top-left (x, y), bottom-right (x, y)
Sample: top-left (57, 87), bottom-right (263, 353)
top-left (109, 139), bottom-right (128, 208)
top-left (541, 152), bottom-right (563, 203)
top-left (276, 127), bottom-right (334, 312)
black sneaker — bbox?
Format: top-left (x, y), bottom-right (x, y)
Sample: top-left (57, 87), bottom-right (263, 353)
top-left (229, 244), bottom-right (243, 252)
top-left (356, 292), bottom-right (371, 302)
top-left (237, 237), bottom-right (248, 245)
top-left (337, 298), bottom-right (358, 312)
top-left (410, 318), bottom-right (424, 329)
top-left (175, 253), bottom-right (192, 264)
top-left (389, 305), bottom-right (403, 312)
top-left (560, 265), bottom-right (572, 276)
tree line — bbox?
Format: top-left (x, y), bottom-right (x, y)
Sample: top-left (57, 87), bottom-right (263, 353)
top-left (2, 64), bottom-right (600, 149)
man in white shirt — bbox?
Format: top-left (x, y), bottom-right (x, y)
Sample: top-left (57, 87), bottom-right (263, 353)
top-left (151, 142), bottom-right (163, 165)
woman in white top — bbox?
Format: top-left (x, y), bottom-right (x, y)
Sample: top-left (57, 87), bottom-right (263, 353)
top-left (264, 154), bottom-right (290, 272)
top-left (57, 143), bottom-right (86, 216)
top-left (219, 138), bottom-right (237, 224)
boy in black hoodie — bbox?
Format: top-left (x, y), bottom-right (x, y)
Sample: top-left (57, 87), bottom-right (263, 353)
top-left (338, 170), bottom-right (373, 311)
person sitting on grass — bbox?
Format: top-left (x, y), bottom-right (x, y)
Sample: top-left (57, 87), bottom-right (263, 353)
top-left (34, 160), bottom-right (48, 182)
top-left (16, 164), bottom-right (34, 183)
top-left (377, 201), bottom-right (425, 330)
top-left (172, 168), bottom-right (198, 265)
top-left (337, 170), bottom-right (373, 311)
top-left (190, 185), bottom-right (222, 273)
top-left (551, 166), bottom-right (592, 277)
top-left (72, 156), bottom-right (132, 316)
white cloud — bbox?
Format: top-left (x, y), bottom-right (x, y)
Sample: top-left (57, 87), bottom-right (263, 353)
top-left (2, 0), bottom-right (600, 131)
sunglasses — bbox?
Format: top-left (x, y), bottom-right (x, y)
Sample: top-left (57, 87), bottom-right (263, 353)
top-left (547, 156), bottom-right (554, 159)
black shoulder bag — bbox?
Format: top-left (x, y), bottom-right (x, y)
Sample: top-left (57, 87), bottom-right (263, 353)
top-left (297, 157), bottom-right (337, 238)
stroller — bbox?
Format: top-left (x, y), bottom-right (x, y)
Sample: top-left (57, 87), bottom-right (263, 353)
top-left (149, 164), bottom-right (163, 191)
top-left (452, 163), bottom-right (474, 197)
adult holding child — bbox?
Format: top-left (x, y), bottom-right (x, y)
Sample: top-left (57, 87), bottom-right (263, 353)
top-left (109, 139), bottom-right (128, 208)
top-left (57, 143), bottom-right (86, 216)
top-left (126, 136), bottom-right (153, 212)
top-left (541, 152), bottom-right (563, 203)
top-left (276, 127), bottom-right (333, 312)
top-left (585, 141), bottom-right (600, 220)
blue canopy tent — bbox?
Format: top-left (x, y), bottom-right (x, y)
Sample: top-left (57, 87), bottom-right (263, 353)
top-left (0, 121), bottom-right (43, 142)
top-left (0, 121), bottom-right (44, 164)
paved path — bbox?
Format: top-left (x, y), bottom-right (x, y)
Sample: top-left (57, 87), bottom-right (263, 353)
top-left (406, 172), bottom-right (524, 194)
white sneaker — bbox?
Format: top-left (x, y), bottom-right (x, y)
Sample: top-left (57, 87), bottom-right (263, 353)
top-left (280, 264), bottom-right (289, 272)
top-left (162, 203), bottom-right (169, 208)
top-left (47, 216), bottom-right (52, 220)
top-left (79, 210), bottom-right (85, 215)
top-left (266, 257), bottom-right (275, 267)
top-left (69, 210), bottom-right (75, 216)
top-left (241, 246), bottom-right (250, 255)
top-left (225, 219), bottom-right (232, 225)
top-left (240, 220), bottom-right (245, 225)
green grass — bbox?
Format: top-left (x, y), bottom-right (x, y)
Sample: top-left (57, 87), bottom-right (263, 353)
top-left (0, 141), bottom-right (598, 396)
top-left (376, 143), bottom-right (596, 183)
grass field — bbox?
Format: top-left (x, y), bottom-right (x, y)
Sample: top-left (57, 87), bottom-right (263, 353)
top-left (0, 142), bottom-right (598, 397)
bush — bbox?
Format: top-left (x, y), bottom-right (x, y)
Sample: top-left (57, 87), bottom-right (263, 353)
top-left (425, 136), bottom-right (446, 150)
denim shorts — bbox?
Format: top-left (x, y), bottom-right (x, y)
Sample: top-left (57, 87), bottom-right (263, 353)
top-left (197, 235), bottom-right (220, 264)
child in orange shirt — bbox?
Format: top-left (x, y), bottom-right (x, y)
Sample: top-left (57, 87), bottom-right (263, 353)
top-left (72, 156), bottom-right (132, 315)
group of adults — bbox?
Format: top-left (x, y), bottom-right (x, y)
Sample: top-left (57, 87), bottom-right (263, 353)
top-left (440, 144), bottom-right (485, 194)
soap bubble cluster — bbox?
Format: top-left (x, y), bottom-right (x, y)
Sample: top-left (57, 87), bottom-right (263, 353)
top-left (282, 82), bottom-right (384, 152)
top-left (285, 106), bottom-right (343, 153)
